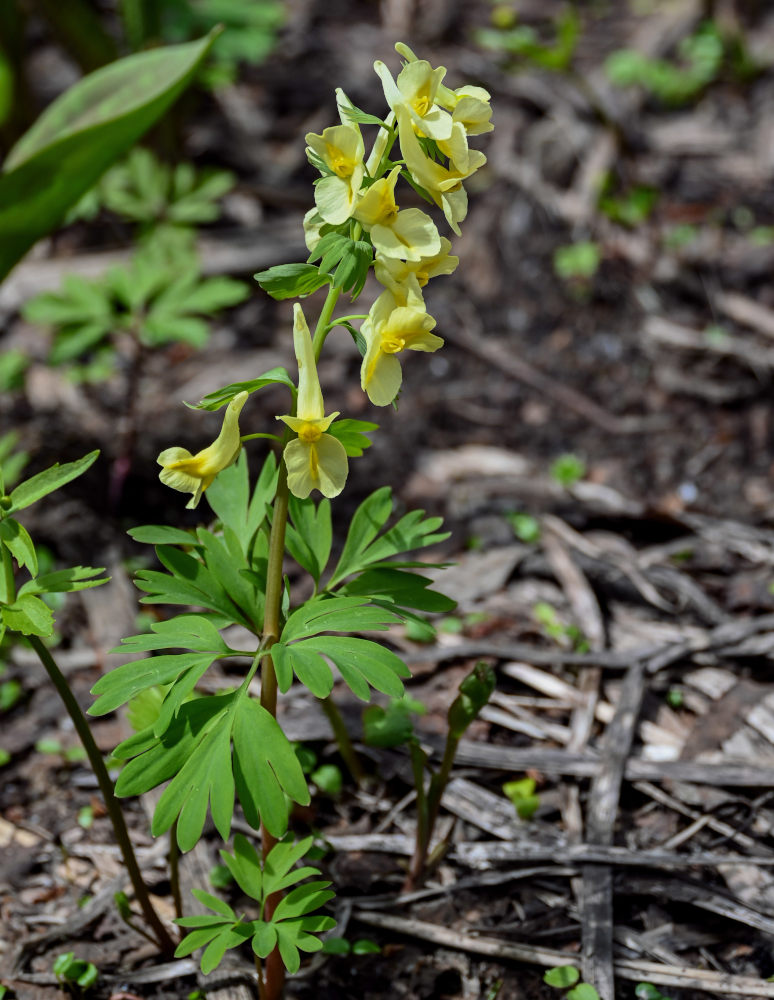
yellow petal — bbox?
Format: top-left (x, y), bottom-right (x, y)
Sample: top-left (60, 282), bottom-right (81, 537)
top-left (362, 349), bottom-right (402, 407)
top-left (283, 434), bottom-right (349, 499)
top-left (292, 304), bottom-right (325, 422)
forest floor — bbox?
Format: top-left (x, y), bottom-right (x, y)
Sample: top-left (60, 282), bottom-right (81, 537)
top-left (4, 1), bottom-right (774, 998)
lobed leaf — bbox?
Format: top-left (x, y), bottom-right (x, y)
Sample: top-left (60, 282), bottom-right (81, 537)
top-left (8, 451), bottom-right (99, 514)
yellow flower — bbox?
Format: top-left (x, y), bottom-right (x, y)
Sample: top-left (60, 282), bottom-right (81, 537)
top-left (374, 56), bottom-right (452, 141)
top-left (158, 391), bottom-right (248, 509)
top-left (394, 43), bottom-right (493, 136)
top-left (396, 106), bottom-right (486, 235)
top-left (360, 290), bottom-right (443, 407)
top-left (305, 123), bottom-right (365, 225)
top-left (374, 238), bottom-right (459, 298)
top-left (354, 165), bottom-right (440, 262)
top-left (277, 304), bottom-right (348, 499)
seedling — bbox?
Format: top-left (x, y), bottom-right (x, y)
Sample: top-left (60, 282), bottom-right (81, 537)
top-left (506, 512), bottom-right (540, 544)
top-left (635, 984), bottom-right (674, 1000)
top-left (543, 966), bottom-right (601, 1000)
top-left (553, 243), bottom-right (600, 284)
top-left (550, 453), bottom-right (586, 488)
top-left (52, 952), bottom-right (98, 994)
top-left (503, 777), bottom-right (541, 820)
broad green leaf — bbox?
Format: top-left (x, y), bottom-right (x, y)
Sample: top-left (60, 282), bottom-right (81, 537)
top-left (196, 527), bottom-right (260, 629)
top-left (263, 836), bottom-right (316, 895)
top-left (251, 921), bottom-right (278, 959)
top-left (272, 642), bottom-right (332, 697)
top-left (19, 565), bottom-right (108, 596)
top-left (206, 450), bottom-right (277, 557)
top-left (127, 524), bottom-right (197, 546)
top-left (272, 882), bottom-right (334, 921)
top-left (112, 615), bottom-right (229, 654)
top-left (281, 596), bottom-right (397, 642)
top-left (232, 697), bottom-right (310, 837)
top-left (326, 487), bottom-right (393, 587)
top-left (90, 652), bottom-right (218, 716)
top-left (195, 367), bottom-right (294, 411)
top-left (0, 32), bottom-right (219, 282)
top-left (253, 262), bottom-right (332, 300)
top-left (343, 567), bottom-right (456, 613)
top-left (1, 594), bottom-right (54, 637)
top-left (201, 923), bottom-right (253, 975)
top-left (0, 517), bottom-right (37, 575)
top-left (190, 887), bottom-right (237, 920)
top-left (175, 925), bottom-right (229, 958)
top-left (8, 451), bottom-right (98, 513)
top-left (150, 701), bottom-right (236, 849)
top-left (544, 966), bottom-right (580, 988)
top-left (220, 833), bottom-right (263, 901)
top-left (279, 635), bottom-right (409, 702)
top-left (286, 495), bottom-right (332, 585)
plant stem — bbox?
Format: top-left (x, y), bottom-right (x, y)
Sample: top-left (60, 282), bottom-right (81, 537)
top-left (258, 460), bottom-right (290, 1000)
top-left (312, 286), bottom-right (341, 362)
top-left (27, 633), bottom-right (175, 955)
top-left (320, 696), bottom-right (364, 786)
top-left (405, 733), bottom-right (458, 891)
top-left (169, 819), bottom-right (183, 921)
top-left (257, 282), bottom-right (344, 998)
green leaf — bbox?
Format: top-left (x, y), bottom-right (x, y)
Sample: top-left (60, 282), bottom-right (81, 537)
top-left (232, 697), bottom-right (310, 837)
top-left (0, 517), bottom-right (37, 575)
top-left (111, 615), bottom-right (229, 655)
top-left (220, 833), bottom-right (263, 900)
top-left (201, 923), bottom-right (254, 974)
top-left (273, 881), bottom-right (334, 921)
top-left (362, 699), bottom-right (415, 748)
top-left (325, 418), bottom-right (378, 457)
top-left (327, 488), bottom-right (448, 588)
top-left (19, 565), bottom-right (108, 596)
top-left (194, 367), bottom-right (295, 411)
top-left (90, 651), bottom-right (218, 717)
top-left (280, 596), bottom-right (397, 642)
top-left (1, 594), bottom-right (54, 636)
top-left (343, 567), bottom-right (455, 614)
top-left (567, 985), bottom-right (601, 1000)
top-left (254, 262), bottom-right (332, 300)
top-left (0, 32), bottom-right (219, 282)
top-left (544, 965), bottom-right (580, 989)
top-left (251, 921), bottom-right (278, 958)
top-left (8, 451), bottom-right (98, 513)
top-left (128, 524), bottom-right (197, 545)
top-left (286, 495), bottom-right (332, 585)
top-left (277, 635), bottom-right (409, 702)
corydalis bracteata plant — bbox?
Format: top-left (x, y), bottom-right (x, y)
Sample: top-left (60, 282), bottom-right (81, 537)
top-left (90, 43), bottom-right (491, 998)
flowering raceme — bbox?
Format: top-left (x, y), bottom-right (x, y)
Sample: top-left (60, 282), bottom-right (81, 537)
top-left (277, 304), bottom-right (348, 499)
top-left (158, 391), bottom-right (248, 508)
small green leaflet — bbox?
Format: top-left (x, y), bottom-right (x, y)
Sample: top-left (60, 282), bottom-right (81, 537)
top-left (307, 232), bottom-right (373, 299)
top-left (326, 486), bottom-right (449, 588)
top-left (281, 596), bottom-right (398, 641)
top-left (7, 451), bottom-right (99, 514)
top-left (253, 262), bottom-right (332, 300)
top-left (1, 595), bottom-right (54, 637)
top-left (273, 634), bottom-right (410, 701)
top-left (343, 567), bottom-right (456, 614)
top-left (90, 651), bottom-right (220, 717)
top-left (325, 418), bottom-right (378, 458)
top-left (206, 450), bottom-right (278, 557)
top-left (176, 836), bottom-right (336, 976)
top-left (0, 517), bottom-right (37, 575)
top-left (19, 565), bottom-right (108, 596)
top-left (285, 495), bottom-right (332, 586)
top-left (194, 367), bottom-right (295, 411)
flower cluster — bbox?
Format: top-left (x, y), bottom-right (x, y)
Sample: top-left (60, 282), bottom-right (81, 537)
top-left (158, 45), bottom-right (491, 503)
